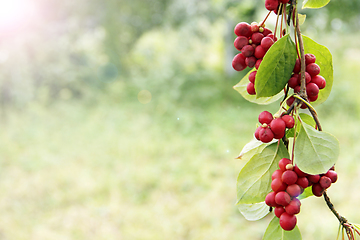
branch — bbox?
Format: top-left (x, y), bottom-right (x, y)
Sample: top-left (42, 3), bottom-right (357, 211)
top-left (295, 10), bottom-right (307, 100)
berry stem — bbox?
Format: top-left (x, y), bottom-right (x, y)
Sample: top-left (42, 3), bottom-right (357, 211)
top-left (260, 11), bottom-right (271, 27)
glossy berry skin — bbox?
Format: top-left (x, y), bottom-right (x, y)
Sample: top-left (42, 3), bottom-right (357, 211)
top-left (272, 169), bottom-right (283, 180)
top-left (251, 32), bottom-right (264, 44)
top-left (232, 53), bottom-right (247, 71)
top-left (306, 83), bottom-right (319, 97)
top-left (255, 59), bottom-right (262, 69)
top-left (309, 95), bottom-right (318, 102)
top-left (293, 59), bottom-right (301, 73)
top-left (311, 75), bottom-right (326, 89)
top-left (319, 176), bottom-right (332, 189)
top-left (305, 53), bottom-right (316, 65)
top-left (275, 191), bottom-right (291, 206)
top-left (270, 118), bottom-right (286, 136)
top-left (242, 45), bottom-right (255, 57)
top-left (281, 115), bottom-right (295, 129)
top-left (325, 170), bottom-right (338, 183)
top-left (308, 174), bottom-right (320, 184)
top-left (306, 63), bottom-right (321, 76)
top-left (245, 56), bottom-right (257, 68)
top-left (294, 165), bottom-right (307, 177)
top-left (299, 72), bottom-right (312, 84)
top-left (296, 177), bottom-right (309, 189)
top-left (254, 46), bottom-right (266, 59)
top-left (285, 198), bottom-right (301, 215)
top-left (280, 213), bottom-right (297, 231)
top-left (265, 192), bottom-right (278, 207)
top-left (265, 0), bottom-right (279, 11)
top-left (279, 0), bottom-right (290, 3)
top-left (271, 178), bottom-right (287, 192)
top-left (288, 76), bottom-right (299, 89)
top-left (254, 126), bottom-right (262, 140)
top-left (261, 37), bottom-right (274, 50)
top-left (234, 22), bottom-right (252, 37)
top-left (234, 36), bottom-right (249, 51)
top-left (258, 111), bottom-right (273, 124)
top-left (247, 82), bottom-right (256, 95)
top-left (286, 96), bottom-right (295, 107)
top-left (248, 71), bottom-right (257, 83)
top-left (286, 184), bottom-right (302, 198)
top-left (279, 158), bottom-right (292, 172)
top-left (312, 183), bottom-right (324, 197)
top-left (259, 127), bottom-right (274, 143)
top-left (274, 207), bottom-right (285, 218)
top-left (250, 23), bottom-right (259, 33)
top-left (282, 170), bottom-right (298, 185)
top-left (262, 28), bottom-right (272, 36)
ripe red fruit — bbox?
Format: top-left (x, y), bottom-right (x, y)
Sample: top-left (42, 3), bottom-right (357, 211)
top-left (247, 82), bottom-right (256, 95)
top-left (293, 59), bottom-right (301, 73)
top-left (265, 192), bottom-right (278, 207)
top-left (306, 83), bottom-right (320, 97)
top-left (242, 45), bottom-right (255, 57)
top-left (281, 115), bottom-right (295, 129)
top-left (251, 32), bottom-right (264, 44)
top-left (294, 85), bottom-right (300, 93)
top-left (280, 212), bottom-right (297, 231)
top-left (286, 96), bottom-right (295, 107)
top-left (306, 63), bottom-right (321, 76)
top-left (282, 170), bottom-right (298, 185)
top-left (234, 22), bottom-right (252, 37)
top-left (305, 53), bottom-right (316, 65)
top-left (232, 53), bottom-right (247, 71)
top-left (259, 127), bottom-right (274, 143)
top-left (309, 95), bottom-right (318, 102)
top-left (248, 71), bottom-right (257, 83)
top-left (250, 22), bottom-right (259, 33)
top-left (258, 111), bottom-right (273, 124)
top-left (271, 178), bottom-right (287, 192)
top-left (255, 59), bottom-right (262, 69)
top-left (308, 174), bottom-right (320, 183)
top-left (294, 165), bottom-right (307, 177)
top-left (265, 0), bottom-right (279, 11)
top-left (261, 37), bottom-right (274, 50)
top-left (245, 56), bottom-right (257, 68)
top-left (279, 158), bottom-right (292, 171)
top-left (311, 75), bottom-right (326, 89)
top-left (272, 169), bottom-right (284, 180)
top-left (270, 118), bottom-right (286, 137)
top-left (325, 170), bottom-right (338, 183)
top-left (279, 0), bottom-right (290, 3)
top-left (288, 76), bottom-right (299, 89)
top-left (296, 177), bottom-right (309, 189)
top-left (274, 206), bottom-right (285, 218)
top-left (312, 183), bottom-right (324, 197)
top-left (262, 28), bottom-right (272, 36)
top-left (285, 198), bottom-right (301, 215)
top-left (299, 72), bottom-right (312, 84)
top-left (275, 191), bottom-right (291, 206)
top-left (319, 176), bottom-right (332, 189)
top-left (254, 126), bottom-right (262, 140)
top-left (286, 184), bottom-right (302, 197)
top-left (234, 36), bottom-right (249, 51)
top-left (254, 45), bottom-right (266, 59)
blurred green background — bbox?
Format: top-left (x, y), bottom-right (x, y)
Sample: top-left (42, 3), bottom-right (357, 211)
top-left (0, 0), bottom-right (360, 239)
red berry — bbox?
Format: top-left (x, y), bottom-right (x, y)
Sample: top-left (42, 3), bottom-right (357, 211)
top-left (299, 72), bottom-right (311, 84)
top-left (232, 53), bottom-right (247, 71)
top-left (259, 127), bottom-right (274, 143)
top-left (272, 169), bottom-right (284, 180)
top-left (279, 0), bottom-right (290, 3)
top-left (312, 183), bottom-right (324, 197)
top-left (319, 176), bottom-right (332, 189)
top-left (245, 56), bottom-right (257, 68)
top-left (305, 53), bottom-right (316, 65)
top-left (250, 23), bottom-right (259, 33)
top-left (294, 85), bottom-right (300, 93)
top-left (273, 131), bottom-right (285, 140)
top-left (242, 45), bottom-right (255, 57)
top-left (306, 63), bottom-right (321, 76)
top-left (262, 28), bottom-right (272, 36)
top-left (294, 165), bottom-right (307, 177)
top-left (311, 75), bottom-right (326, 89)
top-left (265, 191), bottom-right (278, 207)
top-left (281, 115), bottom-right (295, 129)
top-left (286, 184), bottom-right (302, 198)
top-left (275, 191), bottom-right (291, 206)
top-left (265, 0), bottom-right (279, 11)
top-left (254, 45), bottom-right (266, 59)
top-left (293, 59), bottom-right (301, 73)
top-left (285, 198), bottom-right (301, 215)
top-left (258, 111), bottom-right (273, 124)
top-left (308, 174), bottom-right (320, 183)
top-left (271, 178), bottom-right (287, 192)
top-left (261, 36), bottom-right (274, 50)
top-left (248, 71), bottom-right (257, 83)
top-left (325, 170), bottom-right (338, 183)
top-left (288, 76), bottom-right (299, 89)
top-left (279, 158), bottom-right (292, 171)
top-left (279, 212), bottom-right (297, 231)
top-left (254, 126), bottom-right (262, 140)
top-left (309, 95), bottom-right (318, 102)
top-left (251, 32), bottom-right (264, 44)
top-left (296, 177), bottom-right (309, 189)
top-left (286, 96), bottom-right (295, 107)
top-left (234, 36), bottom-right (249, 51)
top-left (255, 59), bottom-right (262, 69)
top-left (282, 170), bottom-right (298, 185)
top-left (306, 83), bottom-right (319, 97)
top-left (274, 206), bottom-right (285, 218)
top-left (247, 82), bottom-right (256, 95)
top-left (270, 118), bottom-right (286, 136)
top-left (234, 22), bottom-right (252, 37)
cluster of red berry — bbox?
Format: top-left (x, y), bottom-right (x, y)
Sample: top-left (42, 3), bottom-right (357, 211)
top-left (265, 0), bottom-right (290, 12)
top-left (286, 54), bottom-right (326, 107)
top-left (232, 22), bottom-right (277, 95)
top-left (255, 111), bottom-right (295, 143)
top-left (265, 158), bottom-right (338, 231)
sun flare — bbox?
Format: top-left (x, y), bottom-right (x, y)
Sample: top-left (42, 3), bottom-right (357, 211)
top-left (0, 0), bottom-right (37, 30)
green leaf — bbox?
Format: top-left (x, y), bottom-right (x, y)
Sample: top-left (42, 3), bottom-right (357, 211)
top-left (294, 121), bottom-right (340, 175)
top-left (236, 138), bottom-right (276, 162)
top-left (237, 202), bottom-right (270, 221)
top-left (303, 35), bottom-right (333, 106)
top-left (237, 142), bottom-right (289, 204)
top-left (298, 187), bottom-right (314, 200)
top-left (285, 113), bottom-right (315, 138)
top-left (263, 217), bottom-right (302, 240)
top-left (302, 0), bottom-right (331, 9)
top-left (233, 69), bottom-right (284, 105)
top-left (298, 14), bottom-right (306, 25)
top-left (255, 34), bottom-right (297, 98)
